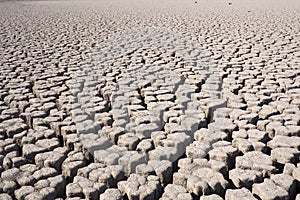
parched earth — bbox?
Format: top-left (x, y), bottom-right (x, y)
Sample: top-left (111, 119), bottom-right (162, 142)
top-left (0, 0), bottom-right (299, 199)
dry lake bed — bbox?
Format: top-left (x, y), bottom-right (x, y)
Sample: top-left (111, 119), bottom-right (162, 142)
top-left (0, 0), bottom-right (299, 199)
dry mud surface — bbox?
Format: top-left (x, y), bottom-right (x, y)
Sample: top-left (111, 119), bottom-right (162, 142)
top-left (0, 0), bottom-right (300, 199)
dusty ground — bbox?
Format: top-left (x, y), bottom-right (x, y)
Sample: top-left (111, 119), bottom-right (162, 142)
top-left (0, 0), bottom-right (300, 199)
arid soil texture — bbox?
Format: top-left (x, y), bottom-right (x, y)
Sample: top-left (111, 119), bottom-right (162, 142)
top-left (0, 0), bottom-right (300, 199)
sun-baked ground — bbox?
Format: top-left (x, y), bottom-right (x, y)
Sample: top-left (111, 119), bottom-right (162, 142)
top-left (0, 0), bottom-right (299, 199)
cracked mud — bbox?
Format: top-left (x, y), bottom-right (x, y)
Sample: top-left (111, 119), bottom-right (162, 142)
top-left (0, 0), bottom-right (299, 199)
